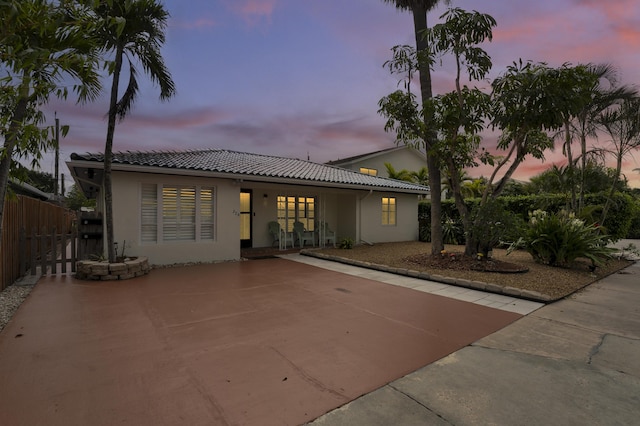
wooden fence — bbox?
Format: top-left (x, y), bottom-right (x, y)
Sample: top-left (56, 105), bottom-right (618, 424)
top-left (1, 195), bottom-right (76, 291)
top-left (18, 227), bottom-right (78, 277)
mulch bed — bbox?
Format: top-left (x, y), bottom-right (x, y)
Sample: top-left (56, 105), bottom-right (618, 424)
top-left (404, 252), bottom-right (530, 273)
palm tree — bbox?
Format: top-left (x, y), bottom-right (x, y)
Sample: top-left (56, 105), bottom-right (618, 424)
top-left (0, 0), bottom-right (101, 247)
top-left (381, 0), bottom-right (449, 254)
top-left (411, 166), bottom-right (429, 186)
top-left (598, 97), bottom-right (640, 225)
top-left (384, 162), bottom-right (414, 182)
top-left (572, 64), bottom-right (636, 211)
top-left (94, 0), bottom-right (176, 262)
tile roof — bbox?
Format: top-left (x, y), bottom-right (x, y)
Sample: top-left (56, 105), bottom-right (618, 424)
top-left (70, 149), bottom-right (429, 193)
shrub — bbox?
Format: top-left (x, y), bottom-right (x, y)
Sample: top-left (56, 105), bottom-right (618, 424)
top-left (509, 210), bottom-right (615, 267)
top-left (623, 199), bottom-right (640, 239)
top-left (470, 198), bottom-right (524, 253)
top-left (339, 237), bottom-right (354, 249)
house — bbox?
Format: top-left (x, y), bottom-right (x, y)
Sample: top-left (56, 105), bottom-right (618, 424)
top-left (326, 145), bottom-right (427, 179)
top-left (67, 149), bottom-right (429, 265)
top-left (9, 178), bottom-right (54, 201)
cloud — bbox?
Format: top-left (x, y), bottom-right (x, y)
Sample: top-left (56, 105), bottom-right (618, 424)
top-left (225, 0), bottom-right (277, 27)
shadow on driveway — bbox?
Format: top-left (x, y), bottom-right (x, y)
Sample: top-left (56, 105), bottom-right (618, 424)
top-left (0, 258), bottom-right (520, 425)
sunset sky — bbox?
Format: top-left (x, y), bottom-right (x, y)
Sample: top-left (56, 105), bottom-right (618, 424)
top-left (43, 0), bottom-right (640, 188)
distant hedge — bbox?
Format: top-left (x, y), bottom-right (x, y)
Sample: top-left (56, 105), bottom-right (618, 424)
top-left (419, 192), bottom-right (639, 243)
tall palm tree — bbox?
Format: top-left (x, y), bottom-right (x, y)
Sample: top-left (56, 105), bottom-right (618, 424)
top-left (598, 97), bottom-right (640, 225)
top-left (95, 0), bottom-right (176, 262)
top-left (381, 0), bottom-right (449, 254)
top-left (572, 63), bottom-right (636, 211)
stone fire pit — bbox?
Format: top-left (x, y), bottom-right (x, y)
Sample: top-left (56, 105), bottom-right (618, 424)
top-left (76, 257), bottom-right (150, 281)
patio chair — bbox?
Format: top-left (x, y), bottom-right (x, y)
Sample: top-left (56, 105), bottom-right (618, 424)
top-left (316, 221), bottom-right (336, 247)
top-left (293, 221), bottom-right (315, 248)
top-left (268, 221), bottom-right (282, 248)
top-left (269, 221), bottom-right (295, 249)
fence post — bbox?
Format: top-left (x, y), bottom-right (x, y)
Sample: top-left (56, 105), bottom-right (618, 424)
top-left (30, 227), bottom-right (37, 276)
top-left (71, 231), bottom-right (77, 273)
top-left (19, 228), bottom-right (26, 276)
top-left (61, 232), bottom-right (67, 274)
top-left (40, 226), bottom-right (47, 275)
top-left (51, 226), bottom-right (57, 274)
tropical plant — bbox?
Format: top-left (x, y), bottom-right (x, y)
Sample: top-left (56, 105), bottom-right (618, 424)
top-left (411, 166), bottom-right (429, 187)
top-left (339, 237), bottom-right (354, 249)
top-left (380, 0), bottom-right (450, 255)
top-left (547, 64), bottom-right (600, 211)
top-left (571, 64), bottom-right (636, 211)
top-left (508, 210), bottom-right (614, 268)
top-left (93, 0), bottom-right (176, 262)
top-left (598, 97), bottom-right (640, 226)
top-left (0, 0), bottom-right (101, 247)
top-left (384, 162), bottom-right (414, 182)
top-left (422, 7), bottom-right (496, 257)
top-left (66, 184), bottom-right (97, 211)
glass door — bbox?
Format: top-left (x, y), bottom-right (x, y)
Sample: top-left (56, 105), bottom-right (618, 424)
top-left (240, 190), bottom-right (252, 248)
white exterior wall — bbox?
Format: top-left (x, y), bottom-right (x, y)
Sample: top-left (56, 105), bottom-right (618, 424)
top-left (340, 148), bottom-right (426, 177)
top-left (358, 192), bottom-right (419, 243)
top-left (107, 171), bottom-right (420, 265)
top-left (111, 171), bottom-right (239, 265)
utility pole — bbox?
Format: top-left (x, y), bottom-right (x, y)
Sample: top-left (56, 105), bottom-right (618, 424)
top-left (54, 113), bottom-right (60, 196)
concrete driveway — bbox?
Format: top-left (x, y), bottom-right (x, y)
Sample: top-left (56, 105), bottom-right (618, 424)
top-left (0, 258), bottom-right (520, 426)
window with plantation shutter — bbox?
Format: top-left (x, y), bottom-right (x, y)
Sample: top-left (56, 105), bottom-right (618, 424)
top-left (141, 184), bottom-right (158, 242)
top-left (200, 187), bottom-right (214, 240)
top-left (163, 186), bottom-right (196, 241)
top-left (140, 183), bottom-right (215, 243)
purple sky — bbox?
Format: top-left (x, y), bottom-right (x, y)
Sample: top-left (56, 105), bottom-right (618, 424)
top-left (44, 0), bottom-right (640, 188)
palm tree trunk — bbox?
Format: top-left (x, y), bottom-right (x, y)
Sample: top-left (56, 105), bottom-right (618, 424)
top-left (600, 149), bottom-right (623, 226)
top-left (0, 80), bottom-right (30, 250)
top-left (564, 121), bottom-right (576, 211)
top-left (579, 118), bottom-right (588, 212)
top-left (104, 47), bottom-right (124, 263)
top-left (412, 6), bottom-right (443, 254)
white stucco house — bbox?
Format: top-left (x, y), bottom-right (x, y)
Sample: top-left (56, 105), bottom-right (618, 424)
top-left (67, 149), bottom-right (429, 265)
top-left (326, 146), bottom-right (427, 179)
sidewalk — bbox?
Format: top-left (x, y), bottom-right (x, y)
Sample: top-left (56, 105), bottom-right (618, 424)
top-left (307, 260), bottom-right (640, 425)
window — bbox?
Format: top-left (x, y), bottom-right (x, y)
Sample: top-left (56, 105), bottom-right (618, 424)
top-left (382, 197), bottom-right (396, 225)
top-left (141, 184), bottom-right (157, 242)
top-left (359, 167), bottom-right (377, 176)
top-left (277, 195), bottom-right (315, 231)
top-left (141, 184), bottom-right (215, 243)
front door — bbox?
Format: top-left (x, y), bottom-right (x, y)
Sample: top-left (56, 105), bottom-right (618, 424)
top-left (240, 189), bottom-right (252, 248)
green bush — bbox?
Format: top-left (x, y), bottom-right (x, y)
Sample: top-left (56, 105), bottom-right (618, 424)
top-left (419, 192), bottom-right (638, 242)
top-left (339, 237), bottom-right (354, 249)
top-left (509, 210), bottom-right (614, 267)
top-left (470, 198), bottom-right (524, 252)
top-left (626, 200), bottom-right (640, 239)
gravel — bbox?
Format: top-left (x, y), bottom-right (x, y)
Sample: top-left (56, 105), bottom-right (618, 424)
top-left (316, 241), bottom-right (635, 300)
top-left (0, 283), bottom-right (34, 333)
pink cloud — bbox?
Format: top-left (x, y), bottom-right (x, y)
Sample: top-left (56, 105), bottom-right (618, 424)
top-left (225, 0), bottom-right (277, 27)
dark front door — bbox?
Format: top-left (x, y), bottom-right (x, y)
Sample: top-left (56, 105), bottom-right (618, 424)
top-left (240, 189), bottom-right (252, 248)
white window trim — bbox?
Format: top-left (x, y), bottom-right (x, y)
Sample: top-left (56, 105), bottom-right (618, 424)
top-left (381, 196), bottom-right (397, 226)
